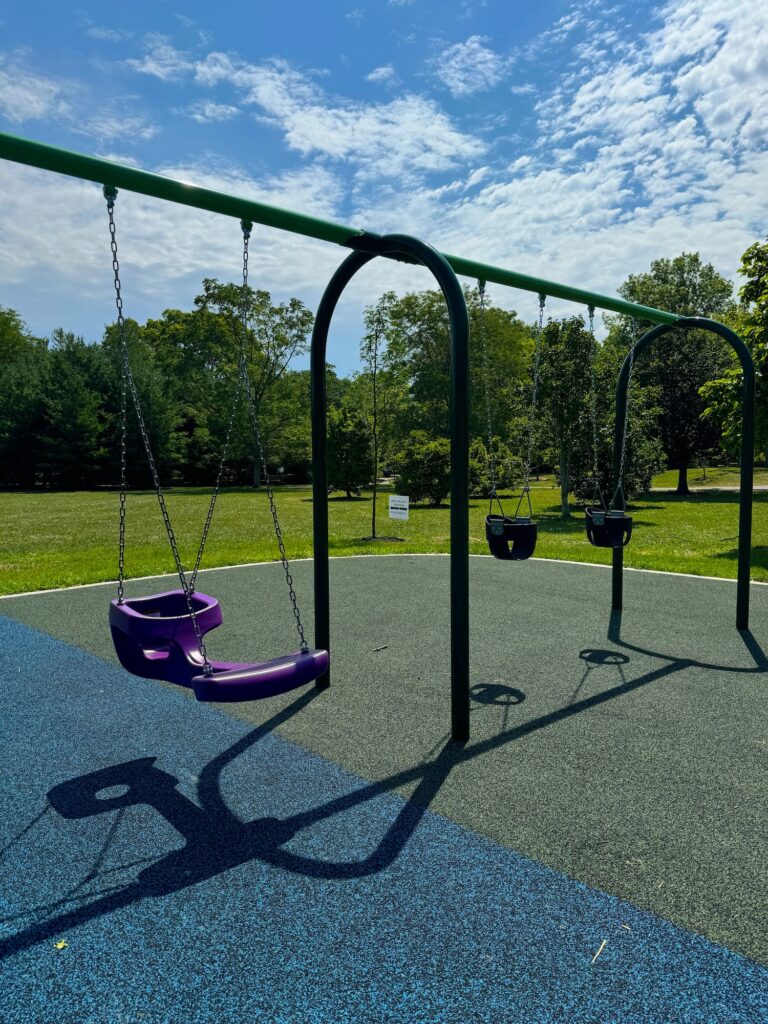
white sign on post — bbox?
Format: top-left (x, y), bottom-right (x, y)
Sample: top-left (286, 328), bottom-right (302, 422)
top-left (388, 494), bottom-right (409, 521)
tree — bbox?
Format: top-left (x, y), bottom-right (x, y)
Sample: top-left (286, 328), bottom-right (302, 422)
top-left (327, 404), bottom-right (372, 498)
top-left (568, 343), bottom-right (664, 504)
top-left (385, 286), bottom-right (532, 446)
top-left (468, 437), bottom-right (522, 498)
top-left (0, 307), bottom-right (47, 487)
top-left (143, 279), bottom-right (314, 486)
top-left (38, 330), bottom-right (109, 487)
top-left (360, 292), bottom-right (403, 539)
top-left (611, 253), bottom-right (734, 494)
top-left (700, 238), bottom-right (768, 463)
top-left (393, 431), bottom-right (451, 506)
top-left (537, 317), bottom-right (594, 517)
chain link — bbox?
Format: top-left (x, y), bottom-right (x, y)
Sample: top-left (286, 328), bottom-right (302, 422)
top-left (523, 294), bottom-right (545, 490)
top-left (586, 305), bottom-right (607, 512)
top-left (613, 338), bottom-right (635, 511)
top-left (105, 188), bottom-right (212, 674)
top-left (237, 223), bottom-right (308, 653)
top-left (476, 282), bottom-right (499, 508)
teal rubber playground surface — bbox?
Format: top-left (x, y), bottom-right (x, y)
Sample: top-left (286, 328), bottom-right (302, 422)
top-left (1, 554), bottom-right (767, 1023)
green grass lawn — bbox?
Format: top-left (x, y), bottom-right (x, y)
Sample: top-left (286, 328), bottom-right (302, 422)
top-left (651, 465), bottom-right (768, 489)
top-left (1, 483), bottom-right (766, 595)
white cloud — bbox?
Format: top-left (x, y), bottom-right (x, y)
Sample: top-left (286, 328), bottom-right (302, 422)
top-left (85, 25), bottom-right (132, 42)
top-left (125, 37), bottom-right (192, 81)
top-left (389, 0), bottom-right (415, 6)
top-left (366, 64), bottom-right (397, 85)
top-left (432, 36), bottom-right (511, 98)
top-left (191, 53), bottom-right (485, 181)
top-left (0, 54), bottom-right (72, 123)
top-left (182, 100), bottom-right (240, 124)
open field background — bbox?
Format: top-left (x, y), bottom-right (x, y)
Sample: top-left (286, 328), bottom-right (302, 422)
top-left (2, 472), bottom-right (766, 595)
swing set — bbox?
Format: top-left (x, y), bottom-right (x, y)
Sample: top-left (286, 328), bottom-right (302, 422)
top-left (0, 129), bottom-right (756, 743)
top-left (478, 290), bottom-right (633, 559)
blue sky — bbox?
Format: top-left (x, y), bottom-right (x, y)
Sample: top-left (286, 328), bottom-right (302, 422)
top-left (0, 0), bottom-right (766, 373)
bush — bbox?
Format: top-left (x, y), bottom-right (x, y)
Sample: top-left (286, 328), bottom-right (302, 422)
top-left (393, 431), bottom-right (451, 506)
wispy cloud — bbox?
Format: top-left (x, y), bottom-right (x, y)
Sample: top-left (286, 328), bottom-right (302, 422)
top-left (139, 50), bottom-right (487, 182)
top-left (125, 36), bottom-right (192, 81)
top-left (0, 53), bottom-right (72, 123)
top-left (0, 51), bottom-right (156, 143)
top-left (366, 64), bottom-right (398, 85)
top-left (180, 99), bottom-right (240, 123)
top-left (432, 36), bottom-right (511, 98)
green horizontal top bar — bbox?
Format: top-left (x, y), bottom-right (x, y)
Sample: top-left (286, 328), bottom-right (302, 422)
top-left (0, 130), bottom-right (679, 325)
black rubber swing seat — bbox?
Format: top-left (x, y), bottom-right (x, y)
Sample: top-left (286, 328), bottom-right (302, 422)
top-left (485, 514), bottom-right (538, 561)
top-left (584, 507), bottom-right (633, 548)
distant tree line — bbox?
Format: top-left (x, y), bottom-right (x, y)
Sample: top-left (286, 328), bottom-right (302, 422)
top-left (2, 240), bottom-right (766, 518)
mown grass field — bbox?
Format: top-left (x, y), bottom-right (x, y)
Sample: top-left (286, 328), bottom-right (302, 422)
top-left (1, 477), bottom-right (766, 595)
top-left (652, 465), bottom-right (768, 489)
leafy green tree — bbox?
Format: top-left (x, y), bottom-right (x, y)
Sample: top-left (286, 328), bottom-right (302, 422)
top-left (568, 345), bottom-right (664, 504)
top-left (141, 279), bottom-right (314, 486)
top-left (700, 238), bottom-right (768, 463)
top-left (537, 317), bottom-right (595, 517)
top-left (327, 404), bottom-right (372, 498)
top-left (102, 319), bottom-right (185, 487)
top-left (0, 307), bottom-right (47, 487)
top-left (360, 292), bottom-right (408, 538)
top-left (38, 330), bottom-right (109, 487)
top-left (385, 287), bottom-right (531, 446)
top-left (393, 431), bottom-right (451, 506)
top-left (468, 437), bottom-right (522, 499)
top-left (610, 253), bottom-right (734, 494)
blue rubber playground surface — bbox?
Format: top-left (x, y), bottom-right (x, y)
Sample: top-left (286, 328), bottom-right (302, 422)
top-left (1, 555), bottom-right (767, 1023)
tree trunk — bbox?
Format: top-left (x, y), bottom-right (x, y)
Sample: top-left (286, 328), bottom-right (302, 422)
top-left (252, 459), bottom-right (261, 489)
top-left (676, 462), bottom-right (690, 495)
top-left (560, 446), bottom-right (570, 518)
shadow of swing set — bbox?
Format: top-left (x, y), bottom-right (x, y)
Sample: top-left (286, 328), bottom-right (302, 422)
top-left (0, 129), bottom-right (757, 745)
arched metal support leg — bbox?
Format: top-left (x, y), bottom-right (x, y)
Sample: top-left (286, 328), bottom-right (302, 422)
top-left (612, 317), bottom-right (755, 629)
top-left (310, 235), bottom-right (471, 741)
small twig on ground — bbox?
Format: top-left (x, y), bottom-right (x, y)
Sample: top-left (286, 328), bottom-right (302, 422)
top-left (591, 939), bottom-right (607, 964)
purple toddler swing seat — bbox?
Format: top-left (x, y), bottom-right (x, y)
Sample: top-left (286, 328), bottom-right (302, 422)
top-left (110, 589), bottom-right (329, 703)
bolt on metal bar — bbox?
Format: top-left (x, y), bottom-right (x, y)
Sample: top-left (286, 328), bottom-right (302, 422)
top-left (0, 129), bottom-right (681, 324)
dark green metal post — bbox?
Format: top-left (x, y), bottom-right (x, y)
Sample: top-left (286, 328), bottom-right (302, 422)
top-left (310, 234), bottom-right (470, 741)
top-left (612, 318), bottom-right (755, 628)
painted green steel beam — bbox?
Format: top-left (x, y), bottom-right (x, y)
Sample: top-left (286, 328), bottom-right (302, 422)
top-left (0, 129), bottom-right (680, 325)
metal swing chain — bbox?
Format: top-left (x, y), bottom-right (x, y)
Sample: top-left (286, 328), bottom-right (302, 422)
top-left (188, 223), bottom-right (252, 592)
top-left (476, 281), bottom-right (502, 515)
top-left (587, 306), bottom-right (606, 511)
top-left (237, 226), bottom-right (309, 654)
top-left (612, 336), bottom-right (636, 512)
top-left (515, 294), bottom-right (545, 520)
top-left (105, 188), bottom-right (213, 675)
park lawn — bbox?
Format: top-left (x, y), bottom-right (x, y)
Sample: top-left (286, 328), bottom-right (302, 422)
top-left (652, 465), bottom-right (768, 489)
top-left (0, 484), bottom-right (766, 595)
